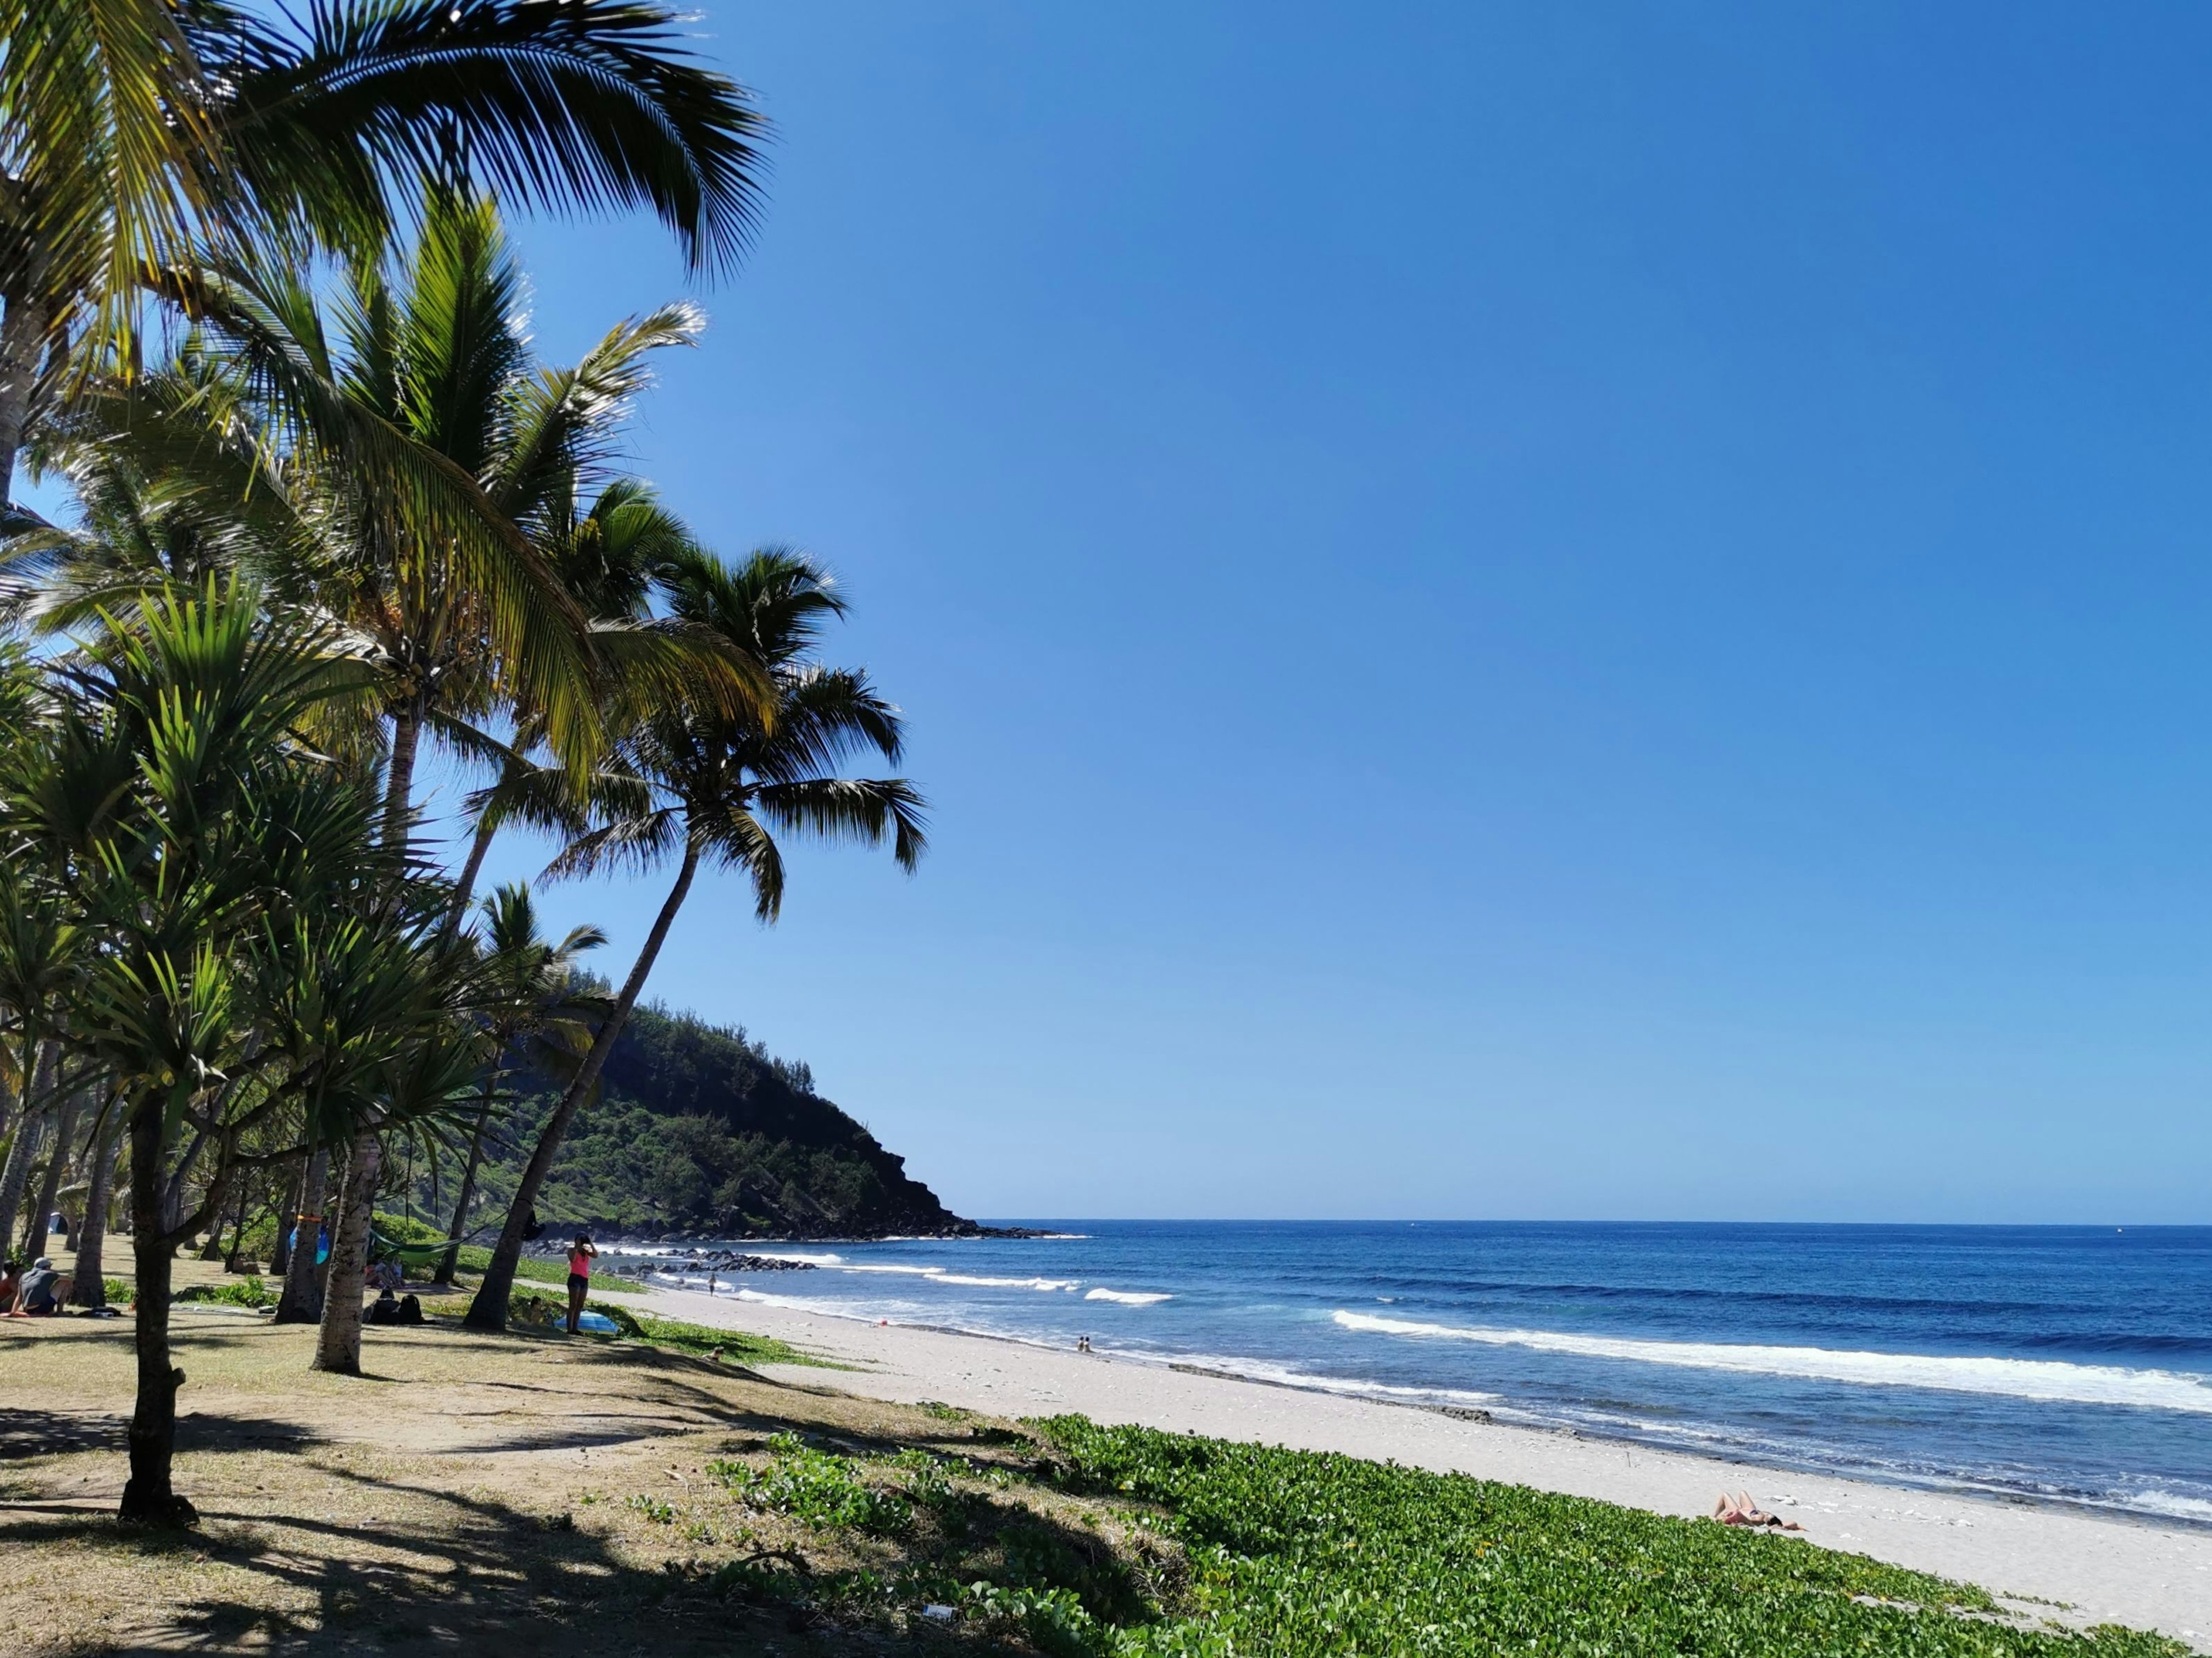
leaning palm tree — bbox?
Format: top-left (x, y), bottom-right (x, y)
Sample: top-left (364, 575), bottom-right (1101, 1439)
top-left (464, 549), bottom-right (926, 1330)
top-left (432, 882), bottom-right (607, 1285)
top-left (0, 0), bottom-right (768, 506)
top-left (438, 477), bottom-right (727, 925)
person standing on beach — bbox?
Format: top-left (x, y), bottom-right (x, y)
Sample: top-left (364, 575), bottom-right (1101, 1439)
top-left (565, 1235), bottom-right (597, 1334)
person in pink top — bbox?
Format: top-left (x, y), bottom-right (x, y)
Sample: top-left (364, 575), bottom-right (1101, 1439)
top-left (565, 1234), bottom-right (597, 1334)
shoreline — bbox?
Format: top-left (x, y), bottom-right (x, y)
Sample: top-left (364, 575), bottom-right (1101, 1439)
top-left (637, 1281), bottom-right (2212, 1648)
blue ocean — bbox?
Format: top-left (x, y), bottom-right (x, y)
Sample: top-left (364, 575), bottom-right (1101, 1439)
top-left (628, 1221), bottom-right (2212, 1524)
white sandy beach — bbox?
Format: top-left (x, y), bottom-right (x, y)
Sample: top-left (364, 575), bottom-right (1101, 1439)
top-left (639, 1282), bottom-right (2212, 1648)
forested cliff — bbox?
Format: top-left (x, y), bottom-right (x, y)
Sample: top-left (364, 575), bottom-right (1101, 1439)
top-left (450, 1004), bottom-right (969, 1240)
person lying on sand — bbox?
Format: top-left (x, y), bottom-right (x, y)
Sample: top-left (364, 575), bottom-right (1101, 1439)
top-left (1713, 1491), bottom-right (1804, 1530)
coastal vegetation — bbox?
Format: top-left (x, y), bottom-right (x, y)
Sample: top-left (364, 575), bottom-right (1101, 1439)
top-left (0, 1278), bottom-right (2182, 1656)
top-left (0, 0), bottom-right (923, 1529)
top-left (399, 998), bottom-right (969, 1240)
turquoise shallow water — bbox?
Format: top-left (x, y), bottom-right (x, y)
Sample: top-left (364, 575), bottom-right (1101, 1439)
top-left (616, 1221), bottom-right (2212, 1523)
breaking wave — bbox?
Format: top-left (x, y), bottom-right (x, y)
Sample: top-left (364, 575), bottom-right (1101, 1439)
top-left (1331, 1312), bottom-right (2212, 1414)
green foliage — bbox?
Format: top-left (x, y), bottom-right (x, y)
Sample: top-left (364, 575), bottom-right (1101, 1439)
top-left (498, 1285), bottom-right (641, 1334)
top-left (1023, 1418), bottom-right (2183, 1657)
top-left (103, 1277), bottom-right (134, 1306)
top-left (499, 1000), bottom-right (962, 1236)
top-left (889, 1447), bottom-right (961, 1511)
top-left (963, 1580), bottom-right (1107, 1657)
top-left (697, 1435), bottom-right (1150, 1648)
top-left (624, 1311), bottom-right (814, 1367)
top-left (711, 1433), bottom-right (911, 1535)
top-left (372, 1212), bottom-right (448, 1247)
top-left (173, 1276), bottom-right (270, 1308)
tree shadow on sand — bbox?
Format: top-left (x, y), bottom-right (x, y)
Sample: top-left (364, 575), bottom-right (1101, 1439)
top-left (0, 1454), bottom-right (1121, 1657)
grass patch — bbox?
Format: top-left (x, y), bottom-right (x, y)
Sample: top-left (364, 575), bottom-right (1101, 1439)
top-left (1024, 1417), bottom-right (2186, 1656)
top-left (448, 1243), bottom-right (645, 1295)
top-left (629, 1308), bottom-right (824, 1369)
top-left (171, 1274), bottom-right (271, 1308)
top-left (436, 1285), bottom-right (820, 1370)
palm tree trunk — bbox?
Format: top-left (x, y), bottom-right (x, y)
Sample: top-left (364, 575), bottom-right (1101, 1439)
top-left (1, 1037), bottom-right (58, 1251)
top-left (0, 287), bottom-right (51, 511)
top-left (119, 1095), bottom-right (194, 1526)
top-left (224, 1178), bottom-right (251, 1270)
top-left (273, 1144), bottom-right (330, 1324)
top-left (434, 1081), bottom-right (499, 1285)
top-left (22, 1085), bottom-right (81, 1258)
top-left (0, 1109), bottom-right (42, 1260)
top-left (384, 697), bottom-right (425, 850)
top-left (464, 842), bottom-right (700, 1331)
top-left (442, 813), bottom-right (500, 940)
top-left (313, 1128), bottom-right (382, 1375)
top-left (71, 1114), bottom-right (122, 1309)
top-left (158, 1128), bottom-right (209, 1238)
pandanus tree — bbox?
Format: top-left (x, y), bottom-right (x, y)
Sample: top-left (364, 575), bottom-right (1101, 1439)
top-left (7, 579), bottom-right (382, 1521)
top-left (465, 548), bottom-right (926, 1330)
top-left (0, 0), bottom-right (768, 507)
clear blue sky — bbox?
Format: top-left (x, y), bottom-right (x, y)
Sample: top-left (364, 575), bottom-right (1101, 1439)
top-left (454, 3), bottom-right (2212, 1223)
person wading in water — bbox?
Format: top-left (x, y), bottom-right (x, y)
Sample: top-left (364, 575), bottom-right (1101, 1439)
top-left (566, 1234), bottom-right (598, 1334)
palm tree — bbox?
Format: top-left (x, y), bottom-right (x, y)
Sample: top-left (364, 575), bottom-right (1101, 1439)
top-left (433, 882), bottom-right (606, 1285)
top-left (0, 0), bottom-right (768, 506)
top-left (305, 921), bottom-right (488, 1377)
top-left (465, 548), bottom-right (926, 1330)
top-left (14, 199), bottom-right (763, 844)
top-left (150, 195), bottom-right (772, 843)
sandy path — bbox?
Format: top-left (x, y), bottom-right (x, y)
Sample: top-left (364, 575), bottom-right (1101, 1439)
top-left (640, 1283), bottom-right (2212, 1646)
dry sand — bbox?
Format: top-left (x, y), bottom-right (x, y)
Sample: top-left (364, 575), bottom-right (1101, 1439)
top-left (639, 1281), bottom-right (2212, 1647)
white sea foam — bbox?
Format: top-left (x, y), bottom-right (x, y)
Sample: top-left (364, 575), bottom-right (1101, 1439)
top-left (836, 1264), bottom-right (951, 1282)
top-left (2113, 1488), bottom-right (2212, 1522)
top-left (1331, 1311), bottom-right (2212, 1414)
top-left (1086, 1288), bottom-right (1173, 1305)
top-left (1142, 1349), bottom-right (1499, 1409)
top-left (730, 1285), bottom-right (892, 1319)
top-left (808, 1262), bottom-right (1075, 1292)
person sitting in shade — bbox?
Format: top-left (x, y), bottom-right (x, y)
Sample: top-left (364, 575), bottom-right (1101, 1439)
top-left (0, 1259), bottom-right (21, 1314)
top-left (12, 1257), bottom-right (73, 1316)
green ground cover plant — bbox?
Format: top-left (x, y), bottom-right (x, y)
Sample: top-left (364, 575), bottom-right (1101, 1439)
top-left (1024, 1417), bottom-right (2185, 1657)
top-left (428, 1287), bottom-right (815, 1371)
top-left (713, 1432), bottom-right (914, 1534)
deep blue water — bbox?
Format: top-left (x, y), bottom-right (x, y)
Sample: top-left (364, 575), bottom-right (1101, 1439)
top-left (617, 1221), bottom-right (2212, 1523)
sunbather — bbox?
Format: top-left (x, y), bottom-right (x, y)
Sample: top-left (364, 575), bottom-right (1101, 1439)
top-left (1712, 1490), bottom-right (1804, 1530)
